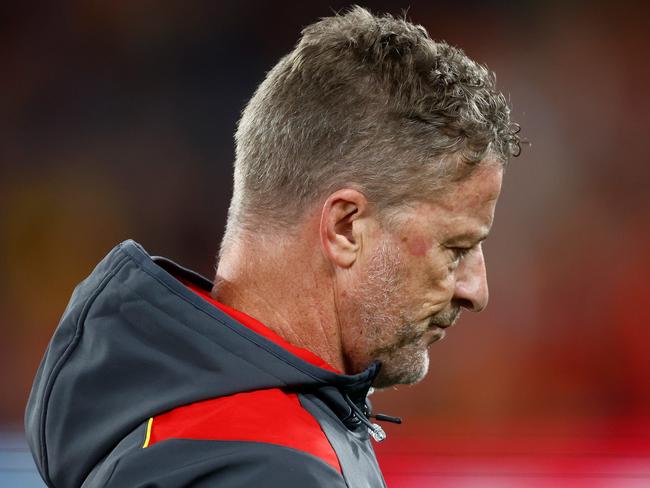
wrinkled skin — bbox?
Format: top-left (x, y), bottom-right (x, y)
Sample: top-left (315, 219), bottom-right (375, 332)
top-left (342, 163), bottom-right (504, 387)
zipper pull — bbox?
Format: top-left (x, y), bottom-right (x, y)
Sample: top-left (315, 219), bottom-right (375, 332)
top-left (344, 393), bottom-right (389, 442)
top-left (368, 423), bottom-right (386, 442)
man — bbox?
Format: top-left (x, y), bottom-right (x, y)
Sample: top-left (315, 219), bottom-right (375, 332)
top-left (26, 7), bottom-right (520, 488)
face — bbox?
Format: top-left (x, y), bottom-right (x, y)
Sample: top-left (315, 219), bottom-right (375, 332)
top-left (342, 163), bottom-right (504, 387)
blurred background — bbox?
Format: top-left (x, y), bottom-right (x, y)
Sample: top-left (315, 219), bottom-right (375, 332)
top-left (1, 1), bottom-right (649, 486)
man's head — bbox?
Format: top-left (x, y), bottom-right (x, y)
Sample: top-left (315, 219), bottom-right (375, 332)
top-left (219, 7), bottom-right (519, 387)
top-left (325, 162), bottom-right (503, 387)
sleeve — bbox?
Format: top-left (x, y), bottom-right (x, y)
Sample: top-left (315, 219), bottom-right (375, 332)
top-left (98, 439), bottom-right (348, 488)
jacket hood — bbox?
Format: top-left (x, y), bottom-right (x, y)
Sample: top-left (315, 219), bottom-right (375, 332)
top-left (25, 240), bottom-right (379, 488)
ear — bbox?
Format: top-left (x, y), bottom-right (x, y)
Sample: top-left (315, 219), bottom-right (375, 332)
top-left (319, 189), bottom-right (369, 268)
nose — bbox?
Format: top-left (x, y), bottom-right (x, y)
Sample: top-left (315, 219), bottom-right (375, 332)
top-left (453, 244), bottom-right (489, 312)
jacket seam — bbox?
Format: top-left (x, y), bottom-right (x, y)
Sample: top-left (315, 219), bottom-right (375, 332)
top-left (120, 247), bottom-right (334, 385)
top-left (120, 283), bottom-right (298, 388)
top-left (98, 454), bottom-right (121, 488)
top-left (38, 251), bottom-right (130, 486)
top-left (122, 242), bottom-right (378, 390)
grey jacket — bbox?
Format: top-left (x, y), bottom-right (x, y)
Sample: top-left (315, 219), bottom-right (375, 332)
top-left (25, 240), bottom-right (388, 487)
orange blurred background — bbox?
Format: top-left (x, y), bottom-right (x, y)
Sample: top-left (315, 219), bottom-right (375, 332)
top-left (1, 2), bottom-right (649, 486)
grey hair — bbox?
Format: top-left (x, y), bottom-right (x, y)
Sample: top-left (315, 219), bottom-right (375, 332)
top-left (223, 6), bottom-right (520, 246)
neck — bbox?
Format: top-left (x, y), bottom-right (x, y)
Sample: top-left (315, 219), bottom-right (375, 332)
top-left (213, 231), bottom-right (345, 372)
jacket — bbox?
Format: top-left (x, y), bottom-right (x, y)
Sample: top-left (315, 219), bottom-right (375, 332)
top-left (25, 240), bottom-right (389, 487)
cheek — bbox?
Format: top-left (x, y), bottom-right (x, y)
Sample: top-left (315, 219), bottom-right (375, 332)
top-left (426, 261), bottom-right (457, 299)
top-left (440, 273), bottom-right (456, 294)
top-left (397, 236), bottom-right (455, 301)
top-left (402, 235), bottom-right (433, 258)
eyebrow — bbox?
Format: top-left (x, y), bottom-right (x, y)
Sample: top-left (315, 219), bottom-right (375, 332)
top-left (445, 229), bottom-right (491, 246)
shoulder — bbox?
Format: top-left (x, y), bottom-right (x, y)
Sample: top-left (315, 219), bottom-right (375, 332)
top-left (102, 438), bottom-right (347, 487)
top-left (93, 388), bottom-right (346, 487)
top-left (144, 388), bottom-right (341, 474)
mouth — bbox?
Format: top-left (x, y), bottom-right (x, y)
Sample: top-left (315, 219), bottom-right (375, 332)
top-left (428, 309), bottom-right (461, 330)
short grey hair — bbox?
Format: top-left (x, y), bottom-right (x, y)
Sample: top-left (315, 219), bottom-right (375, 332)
top-left (224, 6), bottom-right (520, 243)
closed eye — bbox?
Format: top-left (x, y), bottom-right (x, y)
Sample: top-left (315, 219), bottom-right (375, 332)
top-left (448, 246), bottom-right (472, 266)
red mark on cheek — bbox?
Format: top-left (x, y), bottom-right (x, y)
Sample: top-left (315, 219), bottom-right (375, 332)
top-left (403, 235), bottom-right (432, 257)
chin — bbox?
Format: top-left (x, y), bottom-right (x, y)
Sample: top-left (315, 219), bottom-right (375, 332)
top-left (372, 349), bottom-right (430, 389)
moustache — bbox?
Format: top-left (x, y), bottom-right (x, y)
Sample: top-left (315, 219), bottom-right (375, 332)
top-left (428, 307), bottom-right (461, 329)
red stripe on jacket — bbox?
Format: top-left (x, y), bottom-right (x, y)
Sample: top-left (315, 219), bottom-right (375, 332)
top-left (146, 389), bottom-right (341, 473)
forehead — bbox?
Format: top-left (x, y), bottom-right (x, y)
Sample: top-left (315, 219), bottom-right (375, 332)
top-left (396, 163), bottom-right (504, 240)
top-left (438, 163), bottom-right (503, 214)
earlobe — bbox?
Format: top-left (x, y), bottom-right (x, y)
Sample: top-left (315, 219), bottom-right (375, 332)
top-left (320, 189), bottom-right (367, 269)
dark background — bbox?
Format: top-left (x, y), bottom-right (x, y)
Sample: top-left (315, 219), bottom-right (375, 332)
top-left (2, 1), bottom-right (649, 486)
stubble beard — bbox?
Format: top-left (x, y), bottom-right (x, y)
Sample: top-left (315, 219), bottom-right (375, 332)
top-left (349, 241), bottom-right (432, 388)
